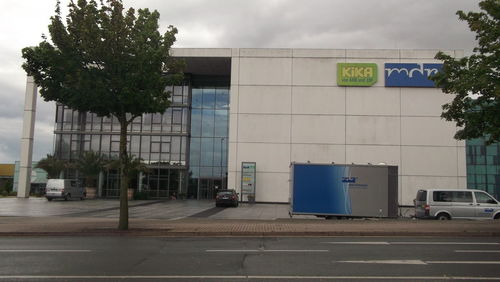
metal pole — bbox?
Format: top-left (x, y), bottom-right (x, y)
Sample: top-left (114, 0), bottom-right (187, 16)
top-left (220, 137), bottom-right (223, 189)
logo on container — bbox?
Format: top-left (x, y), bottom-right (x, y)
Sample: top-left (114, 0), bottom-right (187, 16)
top-left (384, 63), bottom-right (442, 87)
top-left (342, 177), bottom-right (357, 183)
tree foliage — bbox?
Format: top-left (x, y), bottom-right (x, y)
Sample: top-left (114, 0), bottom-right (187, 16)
top-left (76, 151), bottom-right (106, 187)
top-left (431, 0), bottom-right (500, 144)
top-left (22, 0), bottom-right (183, 229)
top-left (36, 154), bottom-right (67, 179)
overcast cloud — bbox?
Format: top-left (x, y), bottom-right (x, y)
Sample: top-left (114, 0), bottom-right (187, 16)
top-left (0, 0), bottom-right (480, 163)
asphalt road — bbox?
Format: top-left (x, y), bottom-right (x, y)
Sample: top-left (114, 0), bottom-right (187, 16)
top-left (0, 237), bottom-right (499, 281)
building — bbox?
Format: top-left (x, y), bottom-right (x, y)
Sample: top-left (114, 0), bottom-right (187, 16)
top-left (12, 161), bottom-right (47, 195)
top-left (466, 138), bottom-right (500, 199)
top-left (0, 164), bottom-right (15, 192)
top-left (51, 48), bottom-right (467, 206)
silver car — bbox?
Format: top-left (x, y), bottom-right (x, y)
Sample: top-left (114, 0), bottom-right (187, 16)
top-left (415, 189), bottom-right (500, 220)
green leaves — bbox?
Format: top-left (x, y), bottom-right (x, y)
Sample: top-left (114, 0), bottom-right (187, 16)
top-left (22, 0), bottom-right (183, 120)
top-left (432, 0), bottom-right (500, 144)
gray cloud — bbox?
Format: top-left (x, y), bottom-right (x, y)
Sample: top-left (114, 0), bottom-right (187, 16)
top-left (0, 0), bottom-right (482, 163)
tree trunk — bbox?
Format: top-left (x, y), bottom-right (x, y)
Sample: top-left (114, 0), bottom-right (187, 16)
top-left (118, 117), bottom-right (129, 230)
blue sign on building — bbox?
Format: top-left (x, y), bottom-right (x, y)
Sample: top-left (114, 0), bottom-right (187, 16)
top-left (384, 63), bottom-right (442, 87)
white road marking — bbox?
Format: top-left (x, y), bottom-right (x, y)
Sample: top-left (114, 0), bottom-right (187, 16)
top-left (338, 260), bottom-right (427, 265)
top-left (206, 249), bottom-right (329, 253)
top-left (338, 260), bottom-right (500, 265)
top-left (323, 241), bottom-right (499, 245)
top-left (0, 275), bottom-right (499, 280)
top-left (428, 261), bottom-right (500, 264)
top-left (0, 250), bottom-right (91, 253)
top-left (323, 242), bottom-right (390, 245)
top-left (455, 250), bottom-right (500, 253)
top-left (393, 242), bottom-right (500, 245)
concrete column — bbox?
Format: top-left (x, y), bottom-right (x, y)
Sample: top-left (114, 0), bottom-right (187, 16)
top-left (18, 76), bottom-right (37, 198)
top-left (138, 172), bottom-right (143, 192)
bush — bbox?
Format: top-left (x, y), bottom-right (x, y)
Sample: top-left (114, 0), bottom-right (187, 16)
top-left (1, 190), bottom-right (7, 197)
top-left (133, 190), bottom-right (149, 200)
top-left (9, 191), bottom-right (17, 197)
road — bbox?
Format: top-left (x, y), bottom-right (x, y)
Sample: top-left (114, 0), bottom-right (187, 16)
top-left (0, 237), bottom-right (499, 281)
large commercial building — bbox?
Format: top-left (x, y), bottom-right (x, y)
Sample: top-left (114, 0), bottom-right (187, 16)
top-left (52, 48), bottom-right (467, 206)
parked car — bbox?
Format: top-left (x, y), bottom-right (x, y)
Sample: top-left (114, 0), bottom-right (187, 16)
top-left (414, 189), bottom-right (500, 220)
top-left (215, 189), bottom-right (239, 207)
top-left (45, 179), bottom-right (86, 201)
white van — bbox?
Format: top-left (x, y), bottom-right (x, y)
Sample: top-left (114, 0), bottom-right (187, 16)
top-left (45, 179), bottom-right (86, 201)
top-left (415, 189), bottom-right (500, 220)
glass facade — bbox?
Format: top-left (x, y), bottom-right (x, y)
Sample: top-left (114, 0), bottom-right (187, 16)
top-left (54, 83), bottom-right (190, 199)
top-left (53, 75), bottom-right (231, 199)
top-left (466, 138), bottom-right (500, 200)
top-left (188, 87), bottom-right (229, 199)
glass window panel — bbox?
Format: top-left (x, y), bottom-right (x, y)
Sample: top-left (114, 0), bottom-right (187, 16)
top-left (151, 142), bottom-right (160, 153)
top-left (192, 89), bottom-right (202, 108)
top-left (173, 109), bottom-right (182, 124)
top-left (202, 88), bottom-right (216, 109)
top-left (190, 166), bottom-right (200, 179)
top-left (214, 110), bottom-right (228, 137)
top-left (91, 135), bottom-right (100, 151)
top-left (152, 114), bottom-right (162, 123)
top-left (111, 141), bottom-right (119, 152)
top-left (200, 138), bottom-right (214, 166)
top-left (191, 109), bottom-right (202, 137)
top-left (152, 124), bottom-right (161, 132)
top-left (215, 88), bottom-right (229, 109)
top-left (101, 135), bottom-right (110, 153)
top-left (132, 124), bottom-right (141, 132)
top-left (200, 167), bottom-right (213, 178)
top-left (141, 136), bottom-right (150, 155)
top-left (201, 109), bottom-right (215, 137)
top-left (131, 135), bottom-right (140, 154)
top-left (161, 142), bottom-right (170, 153)
top-left (213, 138), bottom-right (223, 168)
top-left (189, 138), bottom-right (200, 166)
top-left (150, 153), bottom-right (160, 162)
top-left (160, 153), bottom-right (170, 162)
top-left (171, 136), bottom-right (181, 154)
top-left (170, 153), bottom-right (180, 162)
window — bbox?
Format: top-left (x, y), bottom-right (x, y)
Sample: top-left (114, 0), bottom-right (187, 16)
top-left (475, 192), bottom-right (498, 204)
top-left (433, 191), bottom-right (472, 203)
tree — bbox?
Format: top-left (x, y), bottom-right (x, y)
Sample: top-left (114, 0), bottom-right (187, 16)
top-left (36, 154), bottom-right (66, 179)
top-left (76, 151), bottom-right (106, 188)
top-left (431, 0), bottom-right (500, 144)
top-left (22, 0), bottom-right (183, 230)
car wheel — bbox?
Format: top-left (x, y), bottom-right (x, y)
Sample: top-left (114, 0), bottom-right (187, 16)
top-left (494, 214), bottom-right (500, 220)
top-left (436, 213), bottom-right (450, 220)
top-left (47, 198), bottom-right (52, 202)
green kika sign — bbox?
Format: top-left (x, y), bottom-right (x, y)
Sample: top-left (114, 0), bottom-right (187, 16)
top-left (337, 63), bottom-right (377, 86)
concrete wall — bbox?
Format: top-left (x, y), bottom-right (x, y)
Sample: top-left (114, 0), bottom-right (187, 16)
top-left (226, 48), bottom-right (465, 206)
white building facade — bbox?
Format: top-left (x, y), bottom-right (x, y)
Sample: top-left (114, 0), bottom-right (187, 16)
top-left (173, 48), bottom-right (466, 206)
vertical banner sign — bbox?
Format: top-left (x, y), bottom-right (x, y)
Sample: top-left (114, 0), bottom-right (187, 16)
top-left (241, 162), bottom-right (256, 194)
top-left (337, 63), bottom-right (378, 86)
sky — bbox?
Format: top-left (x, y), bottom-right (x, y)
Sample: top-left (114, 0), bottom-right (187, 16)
top-left (0, 0), bottom-right (481, 164)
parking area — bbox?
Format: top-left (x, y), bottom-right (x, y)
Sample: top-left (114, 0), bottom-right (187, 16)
top-left (0, 198), bottom-right (300, 220)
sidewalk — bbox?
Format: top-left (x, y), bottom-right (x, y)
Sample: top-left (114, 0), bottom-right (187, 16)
top-left (1, 216), bottom-right (499, 237)
top-left (0, 198), bottom-right (499, 237)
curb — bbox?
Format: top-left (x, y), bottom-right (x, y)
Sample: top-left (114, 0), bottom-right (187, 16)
top-left (2, 230), bottom-right (500, 237)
